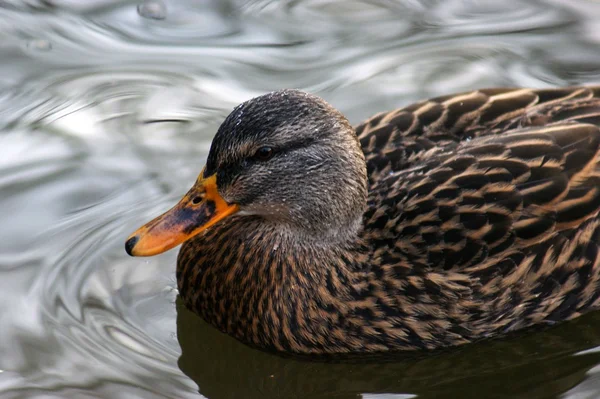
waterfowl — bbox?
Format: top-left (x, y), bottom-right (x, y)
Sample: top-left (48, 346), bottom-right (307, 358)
top-left (126, 86), bottom-right (600, 355)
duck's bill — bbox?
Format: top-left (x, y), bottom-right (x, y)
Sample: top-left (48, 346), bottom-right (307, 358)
top-left (125, 173), bottom-right (239, 257)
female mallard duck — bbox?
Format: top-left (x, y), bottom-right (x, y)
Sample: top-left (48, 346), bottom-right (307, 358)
top-left (126, 86), bottom-right (600, 355)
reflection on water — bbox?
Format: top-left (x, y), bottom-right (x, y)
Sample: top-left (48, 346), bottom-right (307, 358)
top-left (177, 299), bottom-right (600, 399)
top-left (1, 0), bottom-right (600, 398)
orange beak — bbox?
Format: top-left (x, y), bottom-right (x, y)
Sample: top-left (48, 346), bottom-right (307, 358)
top-left (125, 172), bottom-right (239, 257)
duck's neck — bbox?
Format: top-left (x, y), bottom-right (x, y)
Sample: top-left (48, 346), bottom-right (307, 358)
top-left (176, 215), bottom-right (373, 354)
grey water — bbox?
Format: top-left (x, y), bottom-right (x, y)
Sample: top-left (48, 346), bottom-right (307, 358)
top-left (2, 0), bottom-right (600, 398)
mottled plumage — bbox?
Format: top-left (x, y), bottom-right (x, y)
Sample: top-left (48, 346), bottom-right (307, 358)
top-left (131, 86), bottom-right (600, 355)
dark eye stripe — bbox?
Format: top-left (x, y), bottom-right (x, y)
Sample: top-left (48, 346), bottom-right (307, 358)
top-left (282, 136), bottom-right (317, 152)
top-left (254, 146), bottom-right (274, 161)
top-left (210, 136), bottom-right (318, 185)
top-left (246, 136), bottom-right (317, 163)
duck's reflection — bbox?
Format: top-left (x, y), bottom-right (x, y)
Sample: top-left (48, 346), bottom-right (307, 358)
top-left (176, 298), bottom-right (600, 399)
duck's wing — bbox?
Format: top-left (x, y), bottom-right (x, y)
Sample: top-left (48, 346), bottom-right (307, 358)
top-left (363, 121), bottom-right (600, 274)
top-left (358, 86), bottom-right (600, 179)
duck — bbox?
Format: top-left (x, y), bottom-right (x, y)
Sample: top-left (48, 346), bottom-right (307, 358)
top-left (126, 86), bottom-right (600, 355)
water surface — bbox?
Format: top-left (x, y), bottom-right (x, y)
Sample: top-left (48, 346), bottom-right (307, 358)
top-left (2, 0), bottom-right (600, 398)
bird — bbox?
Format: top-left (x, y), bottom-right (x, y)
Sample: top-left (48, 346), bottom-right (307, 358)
top-left (126, 86), bottom-right (600, 355)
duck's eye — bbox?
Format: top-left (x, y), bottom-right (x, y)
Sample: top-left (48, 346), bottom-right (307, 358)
top-left (254, 146), bottom-right (275, 161)
top-left (191, 196), bottom-right (202, 205)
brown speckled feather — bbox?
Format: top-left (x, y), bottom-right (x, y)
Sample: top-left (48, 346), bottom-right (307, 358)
top-left (175, 86), bottom-right (600, 355)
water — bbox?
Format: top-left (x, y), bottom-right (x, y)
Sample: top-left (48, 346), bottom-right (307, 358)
top-left (2, 0), bottom-right (600, 398)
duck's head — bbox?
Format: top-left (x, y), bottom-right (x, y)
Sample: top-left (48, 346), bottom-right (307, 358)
top-left (126, 89), bottom-right (367, 257)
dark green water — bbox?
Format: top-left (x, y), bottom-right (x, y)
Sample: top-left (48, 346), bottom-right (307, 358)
top-left (2, 0), bottom-right (600, 398)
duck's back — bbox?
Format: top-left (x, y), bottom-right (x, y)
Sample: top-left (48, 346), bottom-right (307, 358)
top-left (358, 86), bottom-right (600, 178)
top-left (354, 86), bottom-right (600, 341)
